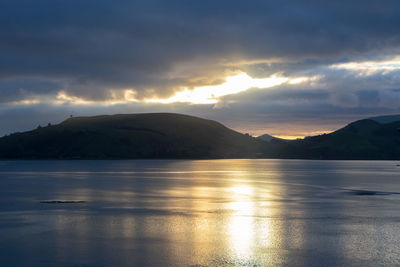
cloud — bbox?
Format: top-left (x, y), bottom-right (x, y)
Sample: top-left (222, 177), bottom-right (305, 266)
top-left (1, 0), bottom-right (400, 137)
top-left (2, 0), bottom-right (400, 102)
top-left (0, 78), bottom-right (62, 103)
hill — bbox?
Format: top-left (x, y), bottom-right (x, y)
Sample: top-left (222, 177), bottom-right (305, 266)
top-left (0, 113), bottom-right (261, 159)
top-left (256, 134), bottom-right (287, 142)
top-left (0, 113), bottom-right (399, 160)
top-left (260, 117), bottom-right (400, 159)
top-left (368, 114), bottom-right (400, 124)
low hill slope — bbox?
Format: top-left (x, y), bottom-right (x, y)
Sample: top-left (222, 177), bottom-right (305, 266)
top-left (368, 114), bottom-right (400, 124)
top-left (261, 118), bottom-right (400, 159)
top-left (0, 113), bottom-right (261, 159)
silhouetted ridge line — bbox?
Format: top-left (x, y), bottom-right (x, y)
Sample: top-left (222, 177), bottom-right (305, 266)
top-left (0, 113), bottom-right (399, 159)
top-left (0, 113), bottom-right (260, 159)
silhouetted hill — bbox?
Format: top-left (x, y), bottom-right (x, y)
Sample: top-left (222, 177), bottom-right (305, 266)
top-left (368, 114), bottom-right (400, 124)
top-left (0, 113), bottom-right (261, 159)
top-left (260, 117), bottom-right (400, 159)
top-left (1, 113), bottom-right (399, 159)
top-left (256, 134), bottom-right (287, 142)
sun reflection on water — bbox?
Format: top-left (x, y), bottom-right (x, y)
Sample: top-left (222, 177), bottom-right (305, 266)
top-left (225, 179), bottom-right (282, 262)
top-left (46, 160), bottom-right (299, 266)
top-left (227, 185), bottom-right (256, 258)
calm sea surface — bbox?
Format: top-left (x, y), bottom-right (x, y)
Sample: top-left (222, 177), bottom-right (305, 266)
top-left (0, 159), bottom-right (400, 266)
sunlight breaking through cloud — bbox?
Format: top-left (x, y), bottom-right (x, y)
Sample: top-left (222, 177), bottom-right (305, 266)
top-left (145, 72), bottom-right (317, 104)
top-left (10, 73), bottom-right (319, 107)
top-left (330, 57), bottom-right (400, 75)
top-left (55, 90), bottom-right (139, 106)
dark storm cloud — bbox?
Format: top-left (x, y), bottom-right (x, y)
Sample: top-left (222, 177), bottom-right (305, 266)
top-left (0, 78), bottom-right (62, 103)
top-left (2, 0), bottom-right (400, 101)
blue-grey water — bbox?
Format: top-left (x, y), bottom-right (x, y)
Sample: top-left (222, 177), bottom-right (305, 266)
top-left (0, 159), bottom-right (400, 267)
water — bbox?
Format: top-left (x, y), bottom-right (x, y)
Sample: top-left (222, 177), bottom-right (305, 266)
top-left (0, 159), bottom-right (400, 266)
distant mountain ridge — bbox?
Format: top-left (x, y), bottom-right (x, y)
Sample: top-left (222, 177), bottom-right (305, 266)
top-left (0, 113), bottom-right (399, 160)
top-left (256, 134), bottom-right (287, 142)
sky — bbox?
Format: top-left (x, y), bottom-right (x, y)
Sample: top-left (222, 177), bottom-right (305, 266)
top-left (1, 0), bottom-right (400, 138)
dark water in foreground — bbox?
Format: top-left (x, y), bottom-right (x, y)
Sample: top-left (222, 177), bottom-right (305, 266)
top-left (0, 159), bottom-right (400, 266)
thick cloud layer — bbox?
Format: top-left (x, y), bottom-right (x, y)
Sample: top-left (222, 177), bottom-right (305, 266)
top-left (1, 0), bottom-right (400, 136)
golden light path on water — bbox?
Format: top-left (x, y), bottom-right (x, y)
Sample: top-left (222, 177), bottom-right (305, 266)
top-left (50, 160), bottom-right (298, 265)
top-left (3, 160), bottom-right (400, 266)
top-left (228, 185), bottom-right (257, 257)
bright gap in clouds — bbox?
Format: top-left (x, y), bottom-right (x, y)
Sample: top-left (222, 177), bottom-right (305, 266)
top-left (144, 72), bottom-right (314, 104)
top-left (25, 72), bottom-right (316, 106)
top-left (330, 57), bottom-right (400, 75)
